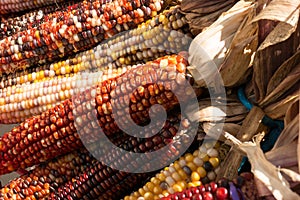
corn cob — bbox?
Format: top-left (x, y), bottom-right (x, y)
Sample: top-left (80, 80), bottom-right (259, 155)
top-left (0, 5), bottom-right (191, 89)
top-left (0, 0), bottom-right (83, 40)
top-left (0, 65), bottom-right (132, 124)
top-left (0, 149), bottom-right (96, 199)
top-left (0, 0), bottom-right (86, 15)
top-left (0, 54), bottom-right (194, 175)
top-left (159, 172), bottom-right (258, 200)
top-left (0, 6), bottom-right (191, 123)
top-left (124, 141), bottom-right (230, 200)
top-left (48, 162), bottom-right (151, 200)
top-left (47, 108), bottom-right (194, 199)
top-left (0, 140), bottom-right (134, 199)
top-left (0, 0), bottom-right (165, 75)
top-left (101, 5), bottom-right (192, 68)
top-left (0, 6), bottom-right (192, 123)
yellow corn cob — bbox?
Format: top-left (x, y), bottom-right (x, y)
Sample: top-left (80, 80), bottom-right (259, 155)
top-left (124, 141), bottom-right (230, 200)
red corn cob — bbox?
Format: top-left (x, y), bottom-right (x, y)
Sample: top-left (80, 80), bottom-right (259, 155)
top-left (159, 172), bottom-right (259, 200)
top-left (0, 0), bottom-right (165, 75)
top-left (0, 54), bottom-right (196, 175)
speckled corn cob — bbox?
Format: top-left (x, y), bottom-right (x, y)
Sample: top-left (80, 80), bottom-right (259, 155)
top-left (0, 0), bottom-right (165, 75)
top-left (47, 109), bottom-right (194, 200)
top-left (0, 0), bottom-right (83, 40)
top-left (0, 149), bottom-right (96, 199)
top-left (0, 0), bottom-right (77, 15)
top-left (124, 142), bottom-right (230, 200)
top-left (0, 5), bottom-right (191, 89)
top-left (160, 172), bottom-right (258, 200)
top-left (0, 54), bottom-right (194, 175)
top-left (100, 5), bottom-right (192, 68)
top-left (0, 65), bottom-right (132, 124)
top-left (48, 161), bottom-right (150, 200)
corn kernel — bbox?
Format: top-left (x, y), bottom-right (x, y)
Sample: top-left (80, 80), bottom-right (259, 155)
top-left (197, 167), bottom-right (207, 178)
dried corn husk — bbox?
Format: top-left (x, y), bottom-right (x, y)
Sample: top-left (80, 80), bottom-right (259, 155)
top-left (224, 132), bottom-right (300, 200)
top-left (263, 90), bottom-right (299, 119)
top-left (180, 0), bottom-right (238, 35)
top-left (252, 0), bottom-right (300, 25)
top-left (216, 106), bottom-right (269, 180)
top-left (184, 93), bottom-right (248, 143)
top-left (268, 99), bottom-right (300, 172)
top-left (219, 3), bottom-right (258, 87)
top-left (259, 50), bottom-right (300, 107)
top-left (253, 47), bottom-right (300, 119)
top-left (188, 0), bottom-right (255, 88)
top-left (252, 0), bottom-right (300, 102)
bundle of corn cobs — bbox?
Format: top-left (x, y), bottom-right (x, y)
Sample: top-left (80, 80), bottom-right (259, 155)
top-left (0, 0), bottom-right (299, 199)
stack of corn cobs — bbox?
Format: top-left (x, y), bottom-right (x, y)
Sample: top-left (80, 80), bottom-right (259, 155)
top-left (0, 0), bottom-right (258, 199)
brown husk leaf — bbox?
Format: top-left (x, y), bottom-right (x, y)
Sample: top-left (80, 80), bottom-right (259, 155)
top-left (180, 0), bottom-right (238, 35)
top-left (224, 132), bottom-right (300, 200)
top-left (219, 4), bottom-right (258, 87)
top-left (188, 0), bottom-right (255, 87)
top-left (252, 5), bottom-right (300, 102)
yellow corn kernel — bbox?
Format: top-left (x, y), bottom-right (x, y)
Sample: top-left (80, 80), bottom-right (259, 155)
top-left (209, 157), bottom-right (220, 168)
top-left (191, 171), bottom-right (200, 182)
top-left (196, 167), bottom-right (207, 178)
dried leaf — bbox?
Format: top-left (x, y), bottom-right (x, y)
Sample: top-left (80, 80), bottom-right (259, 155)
top-left (224, 132), bottom-right (300, 200)
top-left (298, 125), bottom-right (300, 173)
top-left (181, 0), bottom-right (234, 12)
top-left (285, 98), bottom-right (299, 125)
top-left (188, 0), bottom-right (255, 87)
top-left (263, 91), bottom-right (299, 119)
top-left (259, 62), bottom-right (300, 107)
top-left (252, 0), bottom-right (300, 26)
top-left (181, 0), bottom-right (238, 35)
top-left (203, 122), bottom-right (241, 141)
top-left (266, 141), bottom-right (298, 168)
top-left (272, 116), bottom-right (299, 149)
top-left (216, 106), bottom-right (268, 180)
top-left (197, 106), bottom-right (226, 122)
top-left (253, 15), bottom-right (300, 102)
top-left (220, 5), bottom-right (258, 87)
top-left (266, 50), bottom-right (300, 97)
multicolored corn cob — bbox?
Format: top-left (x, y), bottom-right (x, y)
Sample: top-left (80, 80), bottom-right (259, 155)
top-left (0, 65), bottom-right (133, 124)
top-left (101, 5), bottom-right (192, 68)
top-left (0, 54), bottom-right (196, 175)
top-left (0, 5), bottom-right (191, 89)
top-left (0, 6), bottom-right (192, 123)
top-left (0, 0), bottom-right (77, 15)
top-left (0, 149), bottom-right (96, 199)
top-left (0, 0), bottom-right (83, 40)
top-left (48, 162), bottom-right (150, 200)
top-left (160, 172), bottom-right (258, 200)
top-left (124, 141), bottom-right (230, 200)
top-left (47, 108), bottom-right (195, 199)
top-left (0, 0), bottom-right (165, 75)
